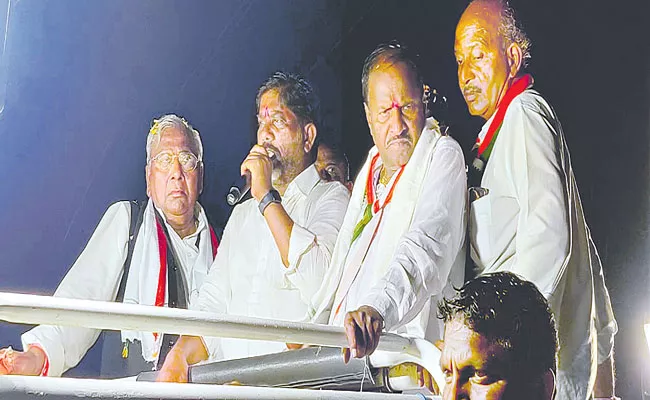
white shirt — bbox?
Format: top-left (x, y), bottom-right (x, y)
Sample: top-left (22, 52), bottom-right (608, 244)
top-left (194, 165), bottom-right (350, 360)
top-left (332, 136), bottom-right (467, 341)
top-left (470, 89), bottom-right (617, 400)
top-left (21, 200), bottom-right (215, 376)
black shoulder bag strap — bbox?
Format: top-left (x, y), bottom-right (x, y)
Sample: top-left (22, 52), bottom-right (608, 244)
top-left (115, 200), bottom-right (147, 303)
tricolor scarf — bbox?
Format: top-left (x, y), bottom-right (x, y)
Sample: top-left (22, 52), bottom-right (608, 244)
top-left (349, 154), bottom-right (406, 245)
top-left (470, 74), bottom-right (534, 177)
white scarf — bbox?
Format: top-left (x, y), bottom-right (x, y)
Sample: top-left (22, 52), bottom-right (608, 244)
top-left (308, 118), bottom-right (443, 325)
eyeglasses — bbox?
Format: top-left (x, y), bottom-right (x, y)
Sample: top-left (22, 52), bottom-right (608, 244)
top-left (149, 151), bottom-right (200, 172)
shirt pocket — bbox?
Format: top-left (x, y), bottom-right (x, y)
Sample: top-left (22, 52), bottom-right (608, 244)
top-left (469, 192), bottom-right (493, 266)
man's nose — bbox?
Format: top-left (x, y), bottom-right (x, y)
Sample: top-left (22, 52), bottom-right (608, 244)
top-left (258, 124), bottom-right (275, 144)
top-left (458, 62), bottom-right (475, 88)
top-left (169, 156), bottom-right (184, 178)
top-left (388, 107), bottom-right (407, 136)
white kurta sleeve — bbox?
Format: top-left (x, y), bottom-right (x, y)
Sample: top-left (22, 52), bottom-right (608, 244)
top-left (284, 184), bottom-right (350, 305)
top-left (506, 100), bottom-right (571, 298)
top-left (191, 208), bottom-right (236, 361)
top-left (360, 138), bottom-right (467, 330)
top-left (21, 202), bottom-right (131, 377)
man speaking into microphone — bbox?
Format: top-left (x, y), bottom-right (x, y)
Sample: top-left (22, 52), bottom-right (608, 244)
top-left (157, 71), bottom-right (350, 382)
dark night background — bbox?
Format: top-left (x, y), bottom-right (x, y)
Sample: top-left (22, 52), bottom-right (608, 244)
top-left (0, 0), bottom-right (648, 398)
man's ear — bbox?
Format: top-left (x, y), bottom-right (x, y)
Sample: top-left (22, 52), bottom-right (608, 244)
top-left (541, 369), bottom-right (556, 400)
top-left (198, 163), bottom-right (204, 195)
top-left (364, 102), bottom-right (373, 137)
top-left (364, 102), bottom-right (371, 125)
top-left (303, 123), bottom-right (317, 154)
top-left (506, 43), bottom-right (523, 79)
top-left (145, 165), bottom-right (151, 197)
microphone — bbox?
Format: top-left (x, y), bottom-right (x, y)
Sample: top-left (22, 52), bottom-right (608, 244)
top-left (226, 174), bottom-right (250, 206)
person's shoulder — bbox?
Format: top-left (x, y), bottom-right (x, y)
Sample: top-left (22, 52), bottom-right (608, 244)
top-left (510, 89), bottom-right (557, 121)
top-left (431, 134), bottom-right (465, 163)
top-left (304, 180), bottom-right (350, 211)
top-left (103, 200), bottom-right (133, 221)
top-left (314, 179), bottom-right (350, 198)
top-left (230, 198), bottom-right (258, 219)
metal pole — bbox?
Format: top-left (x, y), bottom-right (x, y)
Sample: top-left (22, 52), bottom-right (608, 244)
top-left (0, 375), bottom-right (441, 400)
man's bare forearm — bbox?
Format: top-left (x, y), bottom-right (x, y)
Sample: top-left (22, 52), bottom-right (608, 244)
top-left (263, 203), bottom-right (294, 267)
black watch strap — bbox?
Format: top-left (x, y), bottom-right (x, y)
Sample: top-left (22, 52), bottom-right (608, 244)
top-left (258, 189), bottom-right (282, 215)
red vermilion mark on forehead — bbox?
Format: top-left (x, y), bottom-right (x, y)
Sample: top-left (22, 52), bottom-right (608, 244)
top-left (391, 101), bottom-right (401, 109)
top-left (261, 106), bottom-right (270, 118)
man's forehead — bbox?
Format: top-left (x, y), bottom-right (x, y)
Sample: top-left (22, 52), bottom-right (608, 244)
top-left (258, 90), bottom-right (293, 117)
top-left (152, 127), bottom-right (196, 154)
top-left (367, 62), bottom-right (420, 102)
top-left (456, 3), bottom-right (501, 46)
top-left (442, 319), bottom-right (503, 367)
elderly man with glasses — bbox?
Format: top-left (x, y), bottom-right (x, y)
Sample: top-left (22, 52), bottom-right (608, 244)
top-left (0, 114), bottom-right (219, 378)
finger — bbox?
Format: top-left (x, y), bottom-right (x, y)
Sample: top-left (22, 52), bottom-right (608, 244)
top-left (434, 340), bottom-right (444, 351)
top-left (249, 145), bottom-right (269, 156)
top-left (417, 364), bottom-right (424, 387)
top-left (0, 358), bottom-right (10, 375)
top-left (368, 317), bottom-right (383, 355)
top-left (240, 156), bottom-right (261, 177)
top-left (342, 347), bottom-right (350, 364)
top-left (343, 313), bottom-right (360, 360)
top-left (352, 312), bottom-right (370, 358)
top-left (362, 313), bottom-right (376, 356)
top-left (424, 368), bottom-right (434, 393)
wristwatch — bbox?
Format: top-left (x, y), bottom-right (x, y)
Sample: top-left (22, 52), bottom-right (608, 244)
top-left (258, 189), bottom-right (282, 215)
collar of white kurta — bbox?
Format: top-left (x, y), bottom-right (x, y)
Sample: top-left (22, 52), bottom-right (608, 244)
top-left (308, 117), bottom-right (443, 324)
top-left (121, 199), bottom-right (211, 362)
top-left (283, 164), bottom-right (321, 198)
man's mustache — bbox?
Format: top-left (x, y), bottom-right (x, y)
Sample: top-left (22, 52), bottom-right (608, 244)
top-left (462, 85), bottom-right (481, 97)
top-left (387, 133), bottom-right (412, 147)
top-left (262, 144), bottom-right (280, 160)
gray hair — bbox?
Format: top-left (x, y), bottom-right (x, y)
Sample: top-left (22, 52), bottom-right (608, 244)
top-left (497, 1), bottom-right (532, 67)
top-left (146, 114), bottom-right (203, 163)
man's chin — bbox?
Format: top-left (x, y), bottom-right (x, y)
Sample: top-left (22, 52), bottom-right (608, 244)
top-left (162, 199), bottom-right (192, 217)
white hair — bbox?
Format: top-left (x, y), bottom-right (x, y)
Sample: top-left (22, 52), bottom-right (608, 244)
top-left (498, 1), bottom-right (532, 67)
top-left (145, 114), bottom-right (203, 163)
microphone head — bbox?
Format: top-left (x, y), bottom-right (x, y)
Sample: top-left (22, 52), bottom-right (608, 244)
top-left (226, 186), bottom-right (242, 206)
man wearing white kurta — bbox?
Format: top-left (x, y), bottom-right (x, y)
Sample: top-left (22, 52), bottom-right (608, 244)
top-left (0, 114), bottom-right (219, 377)
top-left (309, 43), bottom-right (466, 364)
top-left (455, 1), bottom-right (617, 399)
top-left (157, 72), bottom-right (349, 383)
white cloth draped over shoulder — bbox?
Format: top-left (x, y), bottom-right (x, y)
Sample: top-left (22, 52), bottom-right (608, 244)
top-left (470, 89), bottom-right (617, 400)
top-left (21, 200), bottom-right (214, 376)
top-left (308, 118), bottom-right (467, 342)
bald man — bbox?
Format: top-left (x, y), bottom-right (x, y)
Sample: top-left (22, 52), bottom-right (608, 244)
top-left (454, 1), bottom-right (617, 399)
